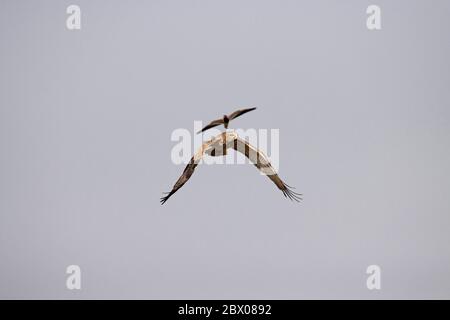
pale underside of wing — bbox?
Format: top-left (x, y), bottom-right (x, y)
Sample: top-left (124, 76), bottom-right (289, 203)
top-left (232, 137), bottom-right (302, 202)
top-left (160, 133), bottom-right (230, 204)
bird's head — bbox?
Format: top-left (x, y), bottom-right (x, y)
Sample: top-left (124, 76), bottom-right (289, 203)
top-left (224, 130), bottom-right (238, 141)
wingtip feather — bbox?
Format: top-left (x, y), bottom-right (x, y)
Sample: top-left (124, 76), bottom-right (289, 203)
top-left (282, 183), bottom-right (302, 202)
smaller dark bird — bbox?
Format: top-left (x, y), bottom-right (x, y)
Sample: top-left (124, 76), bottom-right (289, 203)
top-left (197, 107), bottom-right (257, 134)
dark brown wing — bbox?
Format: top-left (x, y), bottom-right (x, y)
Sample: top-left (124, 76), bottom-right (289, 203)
top-left (266, 175), bottom-right (302, 202)
top-left (160, 157), bottom-right (199, 204)
top-left (196, 118), bottom-right (224, 134)
top-left (232, 137), bottom-right (302, 202)
top-left (228, 107), bottom-right (257, 120)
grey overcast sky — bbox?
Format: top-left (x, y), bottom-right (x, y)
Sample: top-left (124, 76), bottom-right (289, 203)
top-left (1, 0), bottom-right (450, 299)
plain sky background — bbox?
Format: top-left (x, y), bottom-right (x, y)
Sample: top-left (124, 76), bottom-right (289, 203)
top-left (1, 0), bottom-right (450, 299)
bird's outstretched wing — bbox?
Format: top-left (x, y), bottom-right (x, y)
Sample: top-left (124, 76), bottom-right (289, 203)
top-left (232, 137), bottom-right (302, 202)
top-left (228, 107), bottom-right (257, 120)
top-left (197, 118), bottom-right (224, 134)
top-left (160, 156), bottom-right (199, 205)
top-left (160, 133), bottom-right (227, 204)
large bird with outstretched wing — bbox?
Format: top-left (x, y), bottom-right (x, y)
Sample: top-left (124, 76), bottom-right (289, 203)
top-left (160, 131), bottom-right (301, 204)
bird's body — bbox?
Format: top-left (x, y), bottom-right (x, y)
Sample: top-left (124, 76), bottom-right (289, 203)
top-left (160, 131), bottom-right (302, 204)
top-left (223, 115), bottom-right (230, 129)
top-left (197, 107), bottom-right (256, 134)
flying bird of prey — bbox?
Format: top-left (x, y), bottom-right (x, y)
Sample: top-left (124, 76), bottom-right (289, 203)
top-left (160, 131), bottom-right (302, 204)
top-left (196, 107), bottom-right (257, 134)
